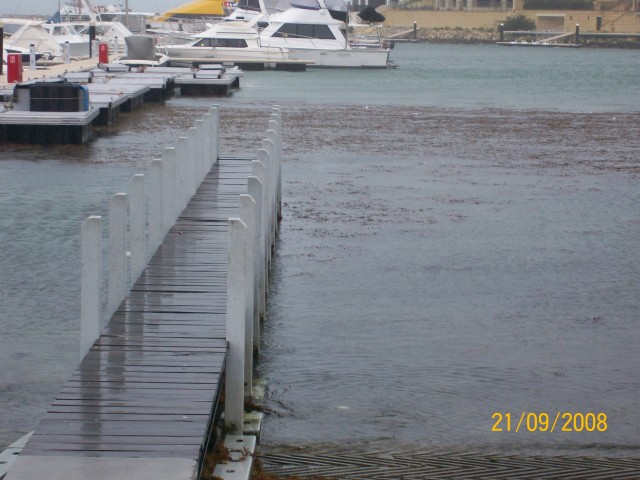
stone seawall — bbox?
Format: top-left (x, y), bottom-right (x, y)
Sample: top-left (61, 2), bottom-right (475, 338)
top-left (384, 27), bottom-right (497, 43)
top-left (381, 26), bottom-right (640, 48)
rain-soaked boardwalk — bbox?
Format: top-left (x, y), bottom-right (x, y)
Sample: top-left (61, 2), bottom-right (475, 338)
top-left (6, 157), bottom-right (253, 480)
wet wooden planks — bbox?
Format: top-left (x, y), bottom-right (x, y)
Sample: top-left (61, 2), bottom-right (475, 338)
top-left (19, 157), bottom-right (253, 463)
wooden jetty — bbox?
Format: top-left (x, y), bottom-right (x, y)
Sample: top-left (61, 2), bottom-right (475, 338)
top-left (3, 106), bottom-right (283, 480)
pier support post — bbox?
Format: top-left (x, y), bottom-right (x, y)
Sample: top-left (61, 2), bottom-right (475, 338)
top-left (499, 23), bottom-right (504, 42)
top-left (209, 105), bottom-right (219, 167)
top-left (162, 147), bottom-right (177, 233)
top-left (263, 134), bottom-right (277, 251)
top-left (240, 195), bottom-right (257, 397)
top-left (89, 20), bottom-right (96, 58)
top-left (413, 21), bottom-right (417, 39)
top-left (202, 113), bottom-right (212, 174)
top-left (270, 110), bottom-right (283, 225)
top-left (226, 218), bottom-right (248, 434)
top-left (148, 159), bottom-right (164, 258)
top-left (129, 174), bottom-right (146, 288)
top-left (29, 44), bottom-right (36, 71)
top-left (248, 176), bottom-right (264, 348)
top-left (257, 146), bottom-right (273, 271)
top-left (108, 193), bottom-right (128, 317)
top-left (81, 216), bottom-right (102, 360)
top-left (187, 127), bottom-right (198, 198)
top-left (176, 136), bottom-right (189, 214)
top-left (195, 118), bottom-right (206, 182)
top-left (575, 23), bottom-right (580, 44)
top-left (251, 161), bottom-right (268, 322)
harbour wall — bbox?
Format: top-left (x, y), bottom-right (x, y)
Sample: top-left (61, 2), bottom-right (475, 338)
top-left (382, 8), bottom-right (639, 33)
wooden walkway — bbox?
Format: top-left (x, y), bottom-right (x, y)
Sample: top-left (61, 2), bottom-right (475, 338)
top-left (6, 157), bottom-right (253, 480)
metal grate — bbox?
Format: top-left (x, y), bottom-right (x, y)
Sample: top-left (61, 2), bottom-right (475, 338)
top-left (262, 450), bottom-right (640, 479)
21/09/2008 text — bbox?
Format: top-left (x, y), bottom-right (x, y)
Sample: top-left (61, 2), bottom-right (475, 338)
top-left (491, 412), bottom-right (607, 433)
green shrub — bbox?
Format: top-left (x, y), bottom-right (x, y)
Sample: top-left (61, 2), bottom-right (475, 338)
top-left (503, 15), bottom-right (536, 30)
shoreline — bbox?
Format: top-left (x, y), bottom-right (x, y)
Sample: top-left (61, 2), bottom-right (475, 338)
top-left (381, 27), bottom-right (640, 48)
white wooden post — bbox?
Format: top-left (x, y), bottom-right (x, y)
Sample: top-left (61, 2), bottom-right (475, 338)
top-left (247, 176), bottom-right (263, 348)
top-left (129, 174), bottom-right (146, 288)
top-left (240, 194), bottom-right (256, 397)
top-left (148, 159), bottom-right (164, 258)
top-left (209, 105), bottom-right (219, 167)
top-left (162, 146), bottom-right (177, 232)
top-left (195, 118), bottom-right (205, 183)
top-left (81, 215), bottom-right (102, 360)
top-left (251, 160), bottom-right (268, 322)
top-left (187, 127), bottom-right (198, 198)
top-left (202, 112), bottom-right (212, 175)
top-left (176, 136), bottom-right (188, 215)
top-left (266, 128), bottom-right (279, 234)
top-left (108, 193), bottom-right (127, 318)
top-left (258, 144), bottom-right (274, 267)
top-left (226, 217), bottom-right (247, 434)
top-left (270, 110), bottom-right (283, 222)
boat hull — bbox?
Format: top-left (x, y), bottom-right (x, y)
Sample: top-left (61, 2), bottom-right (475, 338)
top-left (286, 47), bottom-right (389, 68)
top-left (162, 45), bottom-right (290, 65)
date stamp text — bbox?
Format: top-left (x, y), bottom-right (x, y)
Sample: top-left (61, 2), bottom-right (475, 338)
top-left (491, 412), bottom-right (607, 432)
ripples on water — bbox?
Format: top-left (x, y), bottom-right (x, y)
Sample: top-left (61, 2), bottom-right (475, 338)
top-left (255, 104), bottom-right (640, 457)
top-left (1, 44), bottom-right (639, 458)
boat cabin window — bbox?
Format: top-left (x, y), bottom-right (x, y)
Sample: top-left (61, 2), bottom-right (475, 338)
top-left (195, 38), bottom-right (249, 48)
top-left (272, 23), bottom-right (335, 40)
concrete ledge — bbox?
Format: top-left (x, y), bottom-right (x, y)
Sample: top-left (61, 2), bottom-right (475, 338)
top-left (4, 455), bottom-right (197, 480)
top-left (0, 432), bottom-right (32, 480)
top-left (212, 436), bottom-right (256, 480)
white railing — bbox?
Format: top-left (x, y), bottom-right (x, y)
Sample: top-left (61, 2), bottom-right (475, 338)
top-left (79, 105), bottom-right (220, 359)
top-left (225, 106), bottom-right (282, 435)
top-left (77, 104), bottom-right (284, 439)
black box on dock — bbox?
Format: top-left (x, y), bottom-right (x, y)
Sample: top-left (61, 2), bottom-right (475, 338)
top-left (25, 82), bottom-right (89, 113)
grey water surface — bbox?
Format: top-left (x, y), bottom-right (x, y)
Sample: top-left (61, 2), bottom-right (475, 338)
top-left (1, 44), bottom-right (638, 457)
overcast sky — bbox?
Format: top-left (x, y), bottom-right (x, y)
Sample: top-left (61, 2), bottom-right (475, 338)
top-left (0, 0), bottom-right (188, 16)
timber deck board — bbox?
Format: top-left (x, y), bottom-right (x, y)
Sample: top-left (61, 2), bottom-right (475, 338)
top-left (18, 157), bottom-right (253, 463)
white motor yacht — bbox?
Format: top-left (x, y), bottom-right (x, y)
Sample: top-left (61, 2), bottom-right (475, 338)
top-left (258, 0), bottom-right (390, 68)
top-left (158, 20), bottom-right (291, 68)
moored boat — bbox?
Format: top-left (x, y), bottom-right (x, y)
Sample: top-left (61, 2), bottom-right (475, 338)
top-left (159, 20), bottom-right (293, 68)
top-left (258, 0), bottom-right (391, 68)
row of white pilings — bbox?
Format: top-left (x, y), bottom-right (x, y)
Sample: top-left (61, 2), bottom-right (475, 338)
top-left (225, 107), bottom-right (282, 434)
top-left (78, 104), bottom-right (283, 439)
top-left (80, 105), bottom-right (221, 359)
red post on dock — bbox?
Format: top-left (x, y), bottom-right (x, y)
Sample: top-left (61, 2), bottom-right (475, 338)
top-left (7, 54), bottom-right (23, 83)
top-left (98, 42), bottom-right (109, 64)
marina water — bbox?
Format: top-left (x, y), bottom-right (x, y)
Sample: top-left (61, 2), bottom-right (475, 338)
top-left (1, 44), bottom-right (639, 457)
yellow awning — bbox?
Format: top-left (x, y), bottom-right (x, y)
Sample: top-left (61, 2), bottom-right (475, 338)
top-left (153, 0), bottom-right (226, 21)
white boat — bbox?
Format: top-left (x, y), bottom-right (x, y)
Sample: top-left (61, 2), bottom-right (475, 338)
top-left (2, 21), bottom-right (62, 61)
top-left (42, 21), bottom-right (132, 58)
top-left (159, 20), bottom-right (292, 67)
top-left (258, 0), bottom-right (390, 68)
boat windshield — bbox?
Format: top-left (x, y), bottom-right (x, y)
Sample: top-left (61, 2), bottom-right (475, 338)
top-left (290, 0), bottom-right (321, 9)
